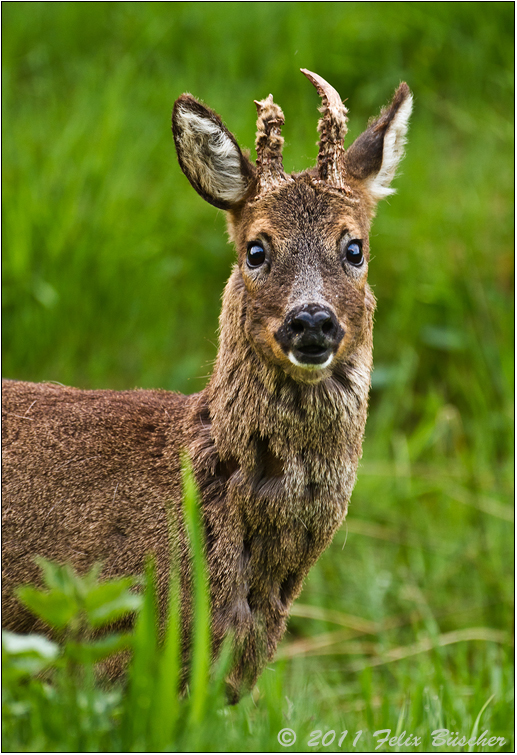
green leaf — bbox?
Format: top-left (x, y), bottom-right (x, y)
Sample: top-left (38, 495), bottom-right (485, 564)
top-left (2, 630), bottom-right (60, 677)
top-left (84, 578), bottom-right (141, 628)
top-left (64, 632), bottom-right (133, 664)
top-left (87, 592), bottom-right (142, 628)
top-left (2, 630), bottom-right (59, 659)
top-left (15, 586), bottom-right (76, 629)
top-left (34, 557), bottom-right (86, 596)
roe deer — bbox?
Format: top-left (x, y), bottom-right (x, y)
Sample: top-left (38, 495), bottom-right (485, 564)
top-left (2, 69), bottom-right (412, 700)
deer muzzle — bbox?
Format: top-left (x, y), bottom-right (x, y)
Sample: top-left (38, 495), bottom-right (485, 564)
top-left (275, 302), bottom-right (344, 370)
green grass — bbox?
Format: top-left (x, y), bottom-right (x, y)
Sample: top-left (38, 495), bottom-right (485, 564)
top-left (2, 463), bottom-right (230, 752)
top-left (2, 2), bottom-right (513, 751)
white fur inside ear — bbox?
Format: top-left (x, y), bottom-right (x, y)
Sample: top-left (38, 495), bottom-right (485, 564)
top-left (366, 93), bottom-right (413, 202)
top-left (176, 106), bottom-right (249, 205)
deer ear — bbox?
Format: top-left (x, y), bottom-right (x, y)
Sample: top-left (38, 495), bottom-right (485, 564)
top-left (344, 83), bottom-right (413, 203)
top-left (172, 95), bottom-right (255, 210)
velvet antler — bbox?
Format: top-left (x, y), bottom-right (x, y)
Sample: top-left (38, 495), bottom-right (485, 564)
top-left (301, 68), bottom-right (349, 189)
top-left (254, 94), bottom-right (291, 195)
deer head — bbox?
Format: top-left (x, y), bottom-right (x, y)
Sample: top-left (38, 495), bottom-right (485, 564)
top-left (172, 70), bottom-right (412, 388)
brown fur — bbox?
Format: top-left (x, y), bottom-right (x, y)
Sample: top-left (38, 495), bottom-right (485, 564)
top-left (2, 71), bottom-right (412, 701)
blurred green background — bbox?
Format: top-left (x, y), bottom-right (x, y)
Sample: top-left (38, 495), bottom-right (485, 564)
top-left (2, 1), bottom-right (513, 749)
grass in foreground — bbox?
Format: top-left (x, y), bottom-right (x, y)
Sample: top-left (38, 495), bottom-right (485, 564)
top-left (2, 466), bottom-right (513, 752)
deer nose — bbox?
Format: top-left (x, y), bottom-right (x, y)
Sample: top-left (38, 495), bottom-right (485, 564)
top-left (275, 303), bottom-right (344, 368)
top-left (288, 304), bottom-right (339, 346)
top-left (289, 306), bottom-right (337, 340)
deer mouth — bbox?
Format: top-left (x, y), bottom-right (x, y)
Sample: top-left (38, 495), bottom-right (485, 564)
top-left (289, 343), bottom-right (333, 366)
top-left (288, 345), bottom-right (334, 369)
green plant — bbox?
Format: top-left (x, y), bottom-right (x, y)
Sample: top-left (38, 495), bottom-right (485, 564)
top-left (2, 561), bottom-right (139, 751)
top-left (2, 460), bottom-right (233, 752)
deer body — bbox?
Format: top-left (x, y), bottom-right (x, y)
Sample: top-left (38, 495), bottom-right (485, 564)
top-left (2, 71), bottom-right (412, 699)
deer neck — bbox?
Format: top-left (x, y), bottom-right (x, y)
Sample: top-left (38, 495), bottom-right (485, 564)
top-left (206, 267), bottom-right (373, 532)
top-left (195, 267), bottom-right (373, 693)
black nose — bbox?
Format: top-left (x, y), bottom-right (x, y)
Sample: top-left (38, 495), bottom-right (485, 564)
top-left (274, 303), bottom-right (343, 367)
top-left (288, 305), bottom-right (337, 340)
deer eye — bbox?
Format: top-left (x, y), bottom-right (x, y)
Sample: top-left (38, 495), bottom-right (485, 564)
top-left (345, 239), bottom-right (363, 266)
top-left (246, 242), bottom-right (266, 268)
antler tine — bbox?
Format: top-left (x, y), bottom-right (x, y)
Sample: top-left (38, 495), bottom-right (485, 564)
top-left (254, 94), bottom-right (290, 195)
top-left (301, 68), bottom-right (349, 188)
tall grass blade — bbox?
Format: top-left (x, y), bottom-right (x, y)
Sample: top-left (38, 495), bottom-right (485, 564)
top-left (121, 558), bottom-right (158, 751)
top-left (148, 563), bottom-right (182, 751)
top-left (467, 693), bottom-right (495, 753)
top-left (181, 453), bottom-right (211, 729)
